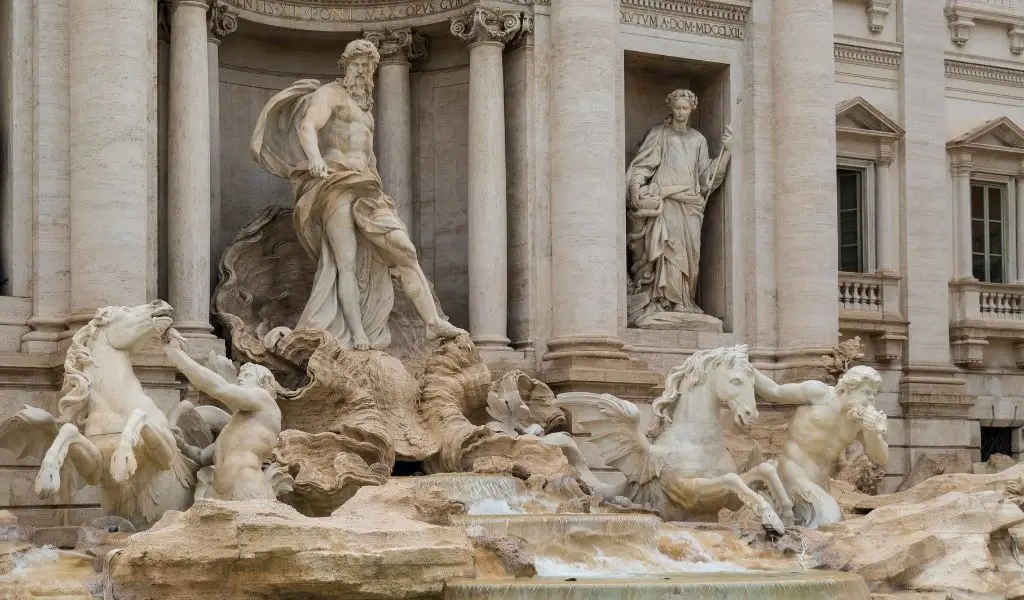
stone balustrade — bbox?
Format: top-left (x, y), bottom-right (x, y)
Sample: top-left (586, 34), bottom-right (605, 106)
top-left (950, 279), bottom-right (1024, 367)
top-left (837, 271), bottom-right (907, 362)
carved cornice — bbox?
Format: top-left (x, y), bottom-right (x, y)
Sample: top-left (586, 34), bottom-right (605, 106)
top-left (449, 7), bottom-right (523, 46)
top-left (944, 0), bottom-right (1024, 56)
top-left (363, 27), bottom-right (429, 61)
top-left (208, 0), bottom-right (239, 43)
top-left (946, 59), bottom-right (1024, 87)
top-left (833, 43), bottom-right (901, 69)
top-left (622, 0), bottom-right (749, 23)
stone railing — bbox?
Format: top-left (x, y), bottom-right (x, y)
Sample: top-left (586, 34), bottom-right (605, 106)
top-left (837, 272), bottom-right (907, 362)
top-left (949, 279), bottom-right (1024, 368)
top-left (839, 273), bottom-right (884, 312)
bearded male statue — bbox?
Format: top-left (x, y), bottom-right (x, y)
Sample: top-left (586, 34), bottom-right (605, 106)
top-left (251, 39), bottom-right (465, 350)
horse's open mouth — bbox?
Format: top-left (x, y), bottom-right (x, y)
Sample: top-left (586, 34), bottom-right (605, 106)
top-left (151, 306), bottom-right (173, 319)
top-left (734, 413), bottom-right (749, 427)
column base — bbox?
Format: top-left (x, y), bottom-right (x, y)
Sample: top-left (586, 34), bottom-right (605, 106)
top-left (471, 334), bottom-right (512, 349)
top-left (541, 355), bottom-right (662, 405)
top-left (21, 317), bottom-right (71, 353)
top-left (899, 365), bottom-right (972, 419)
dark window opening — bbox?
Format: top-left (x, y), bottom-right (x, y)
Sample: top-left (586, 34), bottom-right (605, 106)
top-left (980, 426), bottom-right (1014, 462)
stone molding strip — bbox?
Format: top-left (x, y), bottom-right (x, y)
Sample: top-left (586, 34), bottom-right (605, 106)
top-left (834, 42), bottom-right (902, 69)
top-left (946, 58), bottom-right (1024, 87)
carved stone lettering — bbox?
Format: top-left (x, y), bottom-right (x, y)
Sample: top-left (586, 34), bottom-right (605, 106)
top-left (620, 9), bottom-right (744, 40)
top-left (228, 0), bottom-right (471, 22)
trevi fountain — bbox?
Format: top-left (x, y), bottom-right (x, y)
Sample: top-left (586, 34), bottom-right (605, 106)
top-left (1, 1), bottom-right (1024, 599)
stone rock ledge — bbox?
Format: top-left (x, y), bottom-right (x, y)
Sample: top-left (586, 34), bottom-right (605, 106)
top-left (107, 499), bottom-right (475, 600)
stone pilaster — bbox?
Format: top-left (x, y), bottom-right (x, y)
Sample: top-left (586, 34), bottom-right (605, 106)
top-left (875, 145), bottom-right (896, 274)
top-left (897, 0), bottom-right (971, 471)
top-left (22, 0), bottom-right (72, 352)
top-left (68, 0), bottom-right (155, 325)
top-left (541, 0), bottom-right (659, 401)
top-left (207, 0), bottom-right (237, 286)
top-left (771, 0), bottom-right (839, 358)
top-left (450, 8), bottom-right (519, 350)
top-left (363, 27), bottom-right (427, 234)
top-left (950, 151), bottom-right (974, 280)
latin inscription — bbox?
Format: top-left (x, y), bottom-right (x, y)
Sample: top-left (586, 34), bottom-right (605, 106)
top-left (227, 0), bottom-right (471, 21)
top-left (621, 9), bottom-right (744, 40)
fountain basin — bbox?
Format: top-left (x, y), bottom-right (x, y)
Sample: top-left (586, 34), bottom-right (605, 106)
top-left (444, 571), bottom-right (870, 600)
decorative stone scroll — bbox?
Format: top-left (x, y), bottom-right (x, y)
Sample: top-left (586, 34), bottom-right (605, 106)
top-left (945, 0), bottom-right (1024, 56)
top-left (363, 27), bottom-right (429, 62)
top-left (208, 0), bottom-right (240, 42)
top-left (449, 6), bottom-right (524, 45)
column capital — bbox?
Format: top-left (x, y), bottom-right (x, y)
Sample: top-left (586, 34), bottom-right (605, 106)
top-left (450, 7), bottom-right (524, 47)
top-left (877, 141), bottom-right (895, 166)
top-left (207, 0), bottom-right (238, 45)
top-left (363, 27), bottom-right (429, 63)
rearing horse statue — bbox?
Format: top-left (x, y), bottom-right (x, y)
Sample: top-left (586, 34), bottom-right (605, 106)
top-left (0, 300), bottom-right (221, 528)
top-left (556, 344), bottom-right (793, 533)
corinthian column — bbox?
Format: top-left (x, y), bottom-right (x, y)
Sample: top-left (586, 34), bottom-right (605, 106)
top-left (167, 0), bottom-right (214, 339)
top-left (208, 0), bottom-right (237, 285)
top-left (363, 28), bottom-right (427, 232)
top-left (451, 8), bottom-right (521, 349)
top-left (772, 0), bottom-right (839, 351)
top-left (68, 0), bottom-right (154, 324)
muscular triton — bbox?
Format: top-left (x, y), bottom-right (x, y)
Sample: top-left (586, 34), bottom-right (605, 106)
top-left (752, 365), bottom-right (888, 528)
top-left (163, 329), bottom-right (283, 501)
top-left (252, 39), bottom-right (465, 350)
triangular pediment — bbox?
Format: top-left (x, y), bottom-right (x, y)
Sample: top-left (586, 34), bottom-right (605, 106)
top-left (949, 117), bottom-right (1024, 151)
top-left (835, 97), bottom-right (904, 137)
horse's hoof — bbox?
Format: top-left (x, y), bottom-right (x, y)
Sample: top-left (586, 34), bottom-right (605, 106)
top-left (35, 459), bottom-right (61, 498)
top-left (111, 443), bottom-right (138, 483)
top-left (762, 511), bottom-right (786, 535)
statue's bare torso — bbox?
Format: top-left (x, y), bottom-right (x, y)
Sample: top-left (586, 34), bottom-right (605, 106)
top-left (304, 82), bottom-right (375, 173)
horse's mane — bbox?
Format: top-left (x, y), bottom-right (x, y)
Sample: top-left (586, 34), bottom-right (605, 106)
top-left (58, 309), bottom-right (117, 428)
top-left (647, 344), bottom-right (752, 439)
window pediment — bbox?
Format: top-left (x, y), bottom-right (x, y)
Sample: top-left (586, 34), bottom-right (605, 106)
top-left (949, 117), bottom-right (1024, 156)
top-left (835, 97), bottom-right (904, 139)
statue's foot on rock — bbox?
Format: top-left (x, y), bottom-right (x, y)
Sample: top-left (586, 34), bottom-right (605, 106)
top-left (353, 334), bottom-right (371, 351)
top-left (425, 319), bottom-right (467, 341)
top-left (262, 326), bottom-right (293, 351)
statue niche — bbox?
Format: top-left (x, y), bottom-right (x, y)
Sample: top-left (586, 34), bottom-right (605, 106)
top-left (626, 88), bottom-right (732, 330)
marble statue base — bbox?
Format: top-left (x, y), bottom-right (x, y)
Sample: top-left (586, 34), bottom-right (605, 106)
top-left (631, 311), bottom-right (723, 332)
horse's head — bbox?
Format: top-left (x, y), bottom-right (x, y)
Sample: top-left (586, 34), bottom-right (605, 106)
top-left (95, 300), bottom-right (174, 352)
top-left (708, 354), bottom-right (758, 427)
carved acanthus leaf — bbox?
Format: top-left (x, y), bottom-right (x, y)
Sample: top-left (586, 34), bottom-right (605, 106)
top-left (363, 27), bottom-right (430, 62)
top-left (208, 0), bottom-right (239, 42)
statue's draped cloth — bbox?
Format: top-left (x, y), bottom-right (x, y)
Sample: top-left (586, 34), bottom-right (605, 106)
top-left (627, 123), bottom-right (726, 322)
top-left (251, 79), bottom-right (400, 349)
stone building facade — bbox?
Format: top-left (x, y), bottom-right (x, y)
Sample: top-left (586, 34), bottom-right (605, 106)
top-left (0, 0), bottom-right (1022, 521)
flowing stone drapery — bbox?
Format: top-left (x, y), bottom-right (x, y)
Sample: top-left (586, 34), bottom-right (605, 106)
top-left (168, 0), bottom-right (215, 339)
top-left (363, 28), bottom-right (427, 235)
top-left (451, 8), bottom-right (521, 349)
top-left (68, 0), bottom-right (154, 325)
top-left (772, 0), bottom-right (839, 351)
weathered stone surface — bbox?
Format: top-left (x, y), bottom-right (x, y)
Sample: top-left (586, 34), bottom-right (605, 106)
top-left (972, 453), bottom-right (1017, 475)
top-left (896, 452), bottom-right (971, 492)
top-left (0, 543), bottom-right (97, 599)
top-left (832, 442), bottom-right (886, 495)
top-left (854, 462), bottom-right (1024, 511)
top-left (471, 535), bottom-right (537, 578)
top-left (107, 499), bottom-right (475, 600)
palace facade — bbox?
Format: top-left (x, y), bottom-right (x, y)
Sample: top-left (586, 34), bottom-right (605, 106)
top-left (1, 0), bottom-right (1022, 522)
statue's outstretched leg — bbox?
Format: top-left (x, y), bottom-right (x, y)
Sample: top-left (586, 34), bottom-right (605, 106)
top-left (686, 473), bottom-right (786, 534)
top-left (36, 423), bottom-right (103, 497)
top-left (111, 409), bottom-right (179, 483)
top-left (739, 461), bottom-right (796, 526)
top-left (383, 229), bottom-right (467, 340)
top-left (325, 207), bottom-right (371, 350)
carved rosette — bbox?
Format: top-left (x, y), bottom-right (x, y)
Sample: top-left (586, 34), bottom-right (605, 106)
top-left (207, 0), bottom-right (239, 44)
top-left (449, 7), bottom-right (523, 46)
top-left (363, 27), bottom-right (429, 63)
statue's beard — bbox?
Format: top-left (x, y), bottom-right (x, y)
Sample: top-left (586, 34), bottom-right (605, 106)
top-left (343, 73), bottom-right (373, 112)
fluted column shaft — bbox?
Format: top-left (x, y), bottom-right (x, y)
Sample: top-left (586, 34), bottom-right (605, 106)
top-left (451, 9), bottom-right (519, 349)
top-left (364, 28), bottom-right (425, 233)
top-left (208, 1), bottom-right (237, 286)
top-left (168, 0), bottom-right (213, 336)
top-left (68, 0), bottom-right (154, 322)
top-left (546, 0), bottom-right (627, 360)
top-left (772, 0), bottom-right (839, 350)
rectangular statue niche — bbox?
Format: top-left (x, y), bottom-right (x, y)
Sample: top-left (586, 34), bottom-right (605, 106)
top-left (623, 52), bottom-right (733, 332)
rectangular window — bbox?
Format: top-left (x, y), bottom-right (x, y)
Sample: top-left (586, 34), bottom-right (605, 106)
top-left (837, 168), bottom-right (864, 273)
top-left (970, 182), bottom-right (1007, 283)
